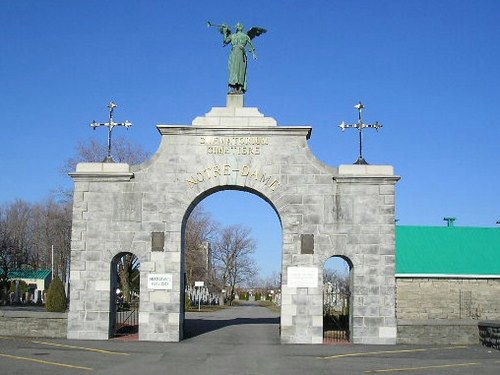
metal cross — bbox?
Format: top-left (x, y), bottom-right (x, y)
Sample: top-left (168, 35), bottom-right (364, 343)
top-left (339, 102), bottom-right (382, 165)
top-left (90, 102), bottom-right (132, 163)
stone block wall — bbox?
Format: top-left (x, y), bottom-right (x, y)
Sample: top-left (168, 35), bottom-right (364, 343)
top-left (397, 278), bottom-right (500, 320)
top-left (396, 278), bottom-right (500, 344)
top-left (0, 310), bottom-right (67, 338)
top-left (397, 319), bottom-right (479, 345)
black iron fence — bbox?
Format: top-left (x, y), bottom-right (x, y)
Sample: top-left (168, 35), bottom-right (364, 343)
top-left (114, 300), bottom-right (139, 336)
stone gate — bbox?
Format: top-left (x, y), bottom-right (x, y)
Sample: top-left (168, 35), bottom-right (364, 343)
top-left (68, 95), bottom-right (400, 344)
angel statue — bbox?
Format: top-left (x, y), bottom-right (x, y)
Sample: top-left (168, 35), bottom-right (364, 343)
top-left (208, 21), bottom-right (267, 94)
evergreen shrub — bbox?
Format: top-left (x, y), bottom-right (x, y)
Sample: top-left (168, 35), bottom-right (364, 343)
top-left (45, 276), bottom-right (67, 312)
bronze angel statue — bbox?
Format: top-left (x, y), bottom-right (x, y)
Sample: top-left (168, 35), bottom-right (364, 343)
top-left (208, 21), bottom-right (267, 94)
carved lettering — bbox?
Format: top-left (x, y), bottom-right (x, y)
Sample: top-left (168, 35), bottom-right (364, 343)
top-left (269, 179), bottom-right (281, 191)
top-left (213, 165), bottom-right (221, 177)
top-left (249, 168), bottom-right (259, 180)
top-left (241, 165), bottom-right (250, 176)
top-left (185, 164), bottom-right (281, 191)
top-left (260, 174), bottom-right (272, 185)
top-left (200, 136), bottom-right (268, 155)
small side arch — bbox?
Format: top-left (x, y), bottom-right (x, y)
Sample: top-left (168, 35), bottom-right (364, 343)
top-left (323, 255), bottom-right (353, 343)
top-left (109, 252), bottom-right (140, 338)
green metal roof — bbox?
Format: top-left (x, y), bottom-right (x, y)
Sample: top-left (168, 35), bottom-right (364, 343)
top-left (396, 226), bottom-right (500, 276)
top-left (1, 270), bottom-right (52, 280)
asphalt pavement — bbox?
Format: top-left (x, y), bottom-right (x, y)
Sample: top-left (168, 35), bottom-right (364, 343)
top-left (1, 301), bottom-right (499, 374)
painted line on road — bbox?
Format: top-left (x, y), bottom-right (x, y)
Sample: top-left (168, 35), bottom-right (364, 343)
top-left (0, 353), bottom-right (93, 371)
top-left (318, 346), bottom-right (468, 360)
top-left (364, 362), bottom-right (480, 373)
top-left (0, 336), bottom-right (129, 356)
top-left (30, 340), bottom-right (130, 356)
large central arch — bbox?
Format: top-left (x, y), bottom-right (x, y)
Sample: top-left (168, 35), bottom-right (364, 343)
top-left (181, 185), bottom-right (282, 331)
top-left (68, 95), bottom-right (400, 344)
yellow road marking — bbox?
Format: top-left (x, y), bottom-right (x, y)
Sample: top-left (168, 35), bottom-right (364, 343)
top-left (0, 353), bottom-right (93, 371)
top-left (30, 340), bottom-right (130, 356)
top-left (0, 336), bottom-right (128, 356)
top-left (319, 346), bottom-right (468, 360)
top-left (364, 362), bottom-right (480, 373)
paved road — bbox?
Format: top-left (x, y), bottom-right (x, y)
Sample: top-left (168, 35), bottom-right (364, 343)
top-left (1, 302), bottom-right (500, 374)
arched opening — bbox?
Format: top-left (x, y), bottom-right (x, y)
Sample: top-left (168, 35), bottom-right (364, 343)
top-left (323, 256), bottom-right (352, 343)
top-left (110, 252), bottom-right (140, 339)
top-left (181, 187), bottom-right (282, 339)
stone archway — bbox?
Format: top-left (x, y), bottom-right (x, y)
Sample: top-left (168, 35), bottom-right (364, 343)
top-left (180, 186), bottom-right (282, 336)
top-left (68, 95), bottom-right (399, 344)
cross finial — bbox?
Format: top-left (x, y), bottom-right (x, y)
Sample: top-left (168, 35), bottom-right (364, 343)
top-left (90, 101), bottom-right (132, 163)
top-left (339, 102), bottom-right (382, 165)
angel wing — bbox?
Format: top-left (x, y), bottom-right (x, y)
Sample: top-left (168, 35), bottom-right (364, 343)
top-left (247, 27), bottom-right (267, 40)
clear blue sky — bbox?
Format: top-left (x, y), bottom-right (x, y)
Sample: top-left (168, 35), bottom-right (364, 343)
top-left (1, 1), bottom-right (499, 278)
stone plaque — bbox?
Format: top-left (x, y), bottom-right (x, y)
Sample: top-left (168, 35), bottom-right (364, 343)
top-left (113, 193), bottom-right (142, 222)
top-left (301, 234), bottom-right (314, 254)
top-left (147, 273), bottom-right (173, 290)
top-left (152, 232), bottom-right (164, 252)
top-left (287, 266), bottom-right (318, 288)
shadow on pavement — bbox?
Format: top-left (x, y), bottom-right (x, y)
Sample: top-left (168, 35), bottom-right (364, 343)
top-left (183, 316), bottom-right (279, 339)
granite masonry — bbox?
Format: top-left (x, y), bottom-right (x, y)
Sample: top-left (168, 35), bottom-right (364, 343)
top-left (67, 95), bottom-right (400, 344)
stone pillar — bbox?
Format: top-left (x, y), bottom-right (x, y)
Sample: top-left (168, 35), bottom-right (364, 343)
top-left (67, 162), bottom-right (134, 340)
top-left (333, 165), bottom-right (400, 344)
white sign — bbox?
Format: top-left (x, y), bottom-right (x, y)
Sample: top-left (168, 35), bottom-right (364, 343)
top-left (287, 267), bottom-right (318, 288)
top-left (147, 273), bottom-right (173, 290)
top-left (194, 281), bottom-right (205, 287)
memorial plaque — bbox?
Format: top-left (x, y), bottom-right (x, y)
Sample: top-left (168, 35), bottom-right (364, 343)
top-left (152, 232), bottom-right (165, 252)
top-left (147, 273), bottom-right (173, 290)
top-left (287, 266), bottom-right (318, 288)
top-left (301, 234), bottom-right (314, 254)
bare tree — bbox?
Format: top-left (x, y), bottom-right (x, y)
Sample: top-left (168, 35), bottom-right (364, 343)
top-left (31, 198), bottom-right (72, 281)
top-left (212, 225), bottom-right (258, 305)
top-left (2, 200), bottom-right (33, 270)
top-left (62, 137), bottom-right (151, 175)
top-left (116, 253), bottom-right (140, 304)
top-left (184, 205), bottom-right (218, 288)
top-left (0, 206), bottom-right (15, 304)
top-left (324, 265), bottom-right (350, 315)
top-left (255, 271), bottom-right (280, 292)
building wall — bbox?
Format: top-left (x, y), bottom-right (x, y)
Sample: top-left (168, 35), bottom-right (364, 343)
top-left (397, 319), bottom-right (479, 345)
top-left (396, 278), bottom-right (500, 320)
top-left (396, 277), bottom-right (500, 344)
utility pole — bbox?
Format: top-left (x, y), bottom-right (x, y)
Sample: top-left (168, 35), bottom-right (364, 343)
top-left (51, 245), bottom-right (54, 279)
